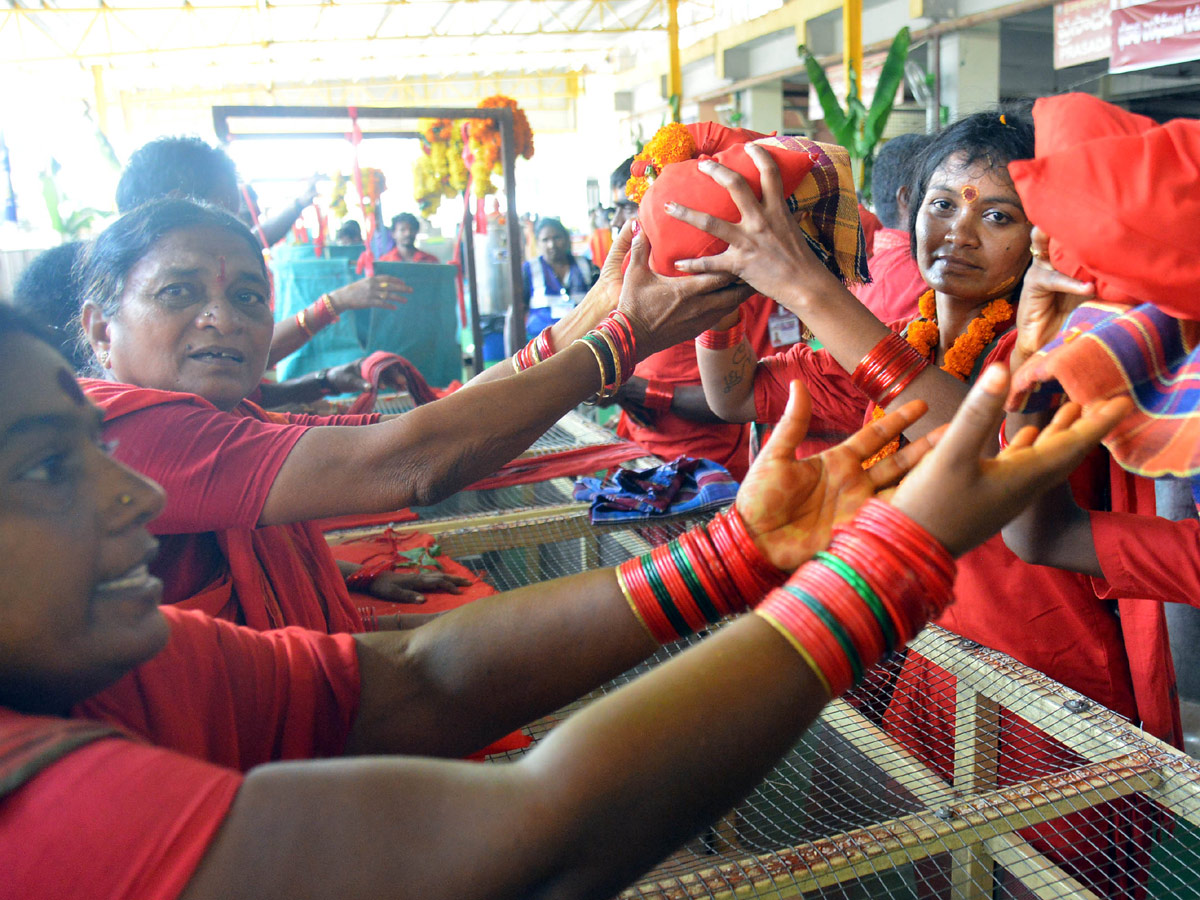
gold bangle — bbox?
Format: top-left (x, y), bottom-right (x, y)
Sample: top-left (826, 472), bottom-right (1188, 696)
top-left (592, 328), bottom-right (622, 391)
top-left (320, 293), bottom-right (340, 322)
top-left (296, 309), bottom-right (315, 337)
top-left (615, 566), bottom-right (657, 643)
top-left (573, 337), bottom-right (611, 403)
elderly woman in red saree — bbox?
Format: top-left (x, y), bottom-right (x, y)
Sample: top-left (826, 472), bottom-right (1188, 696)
top-left (0, 301), bottom-right (1126, 899)
top-left (77, 198), bottom-right (752, 633)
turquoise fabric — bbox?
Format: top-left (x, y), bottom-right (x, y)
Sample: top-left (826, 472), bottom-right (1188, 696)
top-left (271, 257), bottom-right (461, 386)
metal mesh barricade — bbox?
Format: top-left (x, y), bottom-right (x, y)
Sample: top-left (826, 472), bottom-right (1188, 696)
top-left (424, 505), bottom-right (1200, 900)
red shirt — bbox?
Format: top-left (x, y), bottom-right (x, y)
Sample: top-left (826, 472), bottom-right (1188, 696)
top-left (849, 228), bottom-right (925, 323)
top-left (82, 380), bottom-right (378, 633)
top-left (0, 607), bottom-right (360, 900)
top-left (616, 293), bottom-right (798, 481)
top-left (378, 247), bottom-right (441, 264)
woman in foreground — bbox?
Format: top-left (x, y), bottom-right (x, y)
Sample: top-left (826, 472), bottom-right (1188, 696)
top-left (0, 303), bottom-right (1128, 899)
top-left (76, 199), bottom-right (745, 631)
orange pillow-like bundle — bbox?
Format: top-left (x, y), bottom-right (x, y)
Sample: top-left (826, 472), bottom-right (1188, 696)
top-left (1009, 93), bottom-right (1200, 317)
top-left (638, 140), bottom-right (820, 278)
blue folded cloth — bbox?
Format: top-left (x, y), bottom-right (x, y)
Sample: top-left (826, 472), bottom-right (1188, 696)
top-left (573, 456), bottom-right (738, 524)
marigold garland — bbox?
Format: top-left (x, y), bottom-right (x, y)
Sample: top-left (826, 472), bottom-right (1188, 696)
top-left (414, 118), bottom-right (469, 217)
top-left (626, 122), bottom-right (699, 204)
top-left (467, 96), bottom-right (535, 199)
top-left (863, 288), bottom-right (1014, 468)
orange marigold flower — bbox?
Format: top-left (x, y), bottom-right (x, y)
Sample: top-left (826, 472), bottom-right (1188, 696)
top-left (644, 122), bottom-right (698, 168)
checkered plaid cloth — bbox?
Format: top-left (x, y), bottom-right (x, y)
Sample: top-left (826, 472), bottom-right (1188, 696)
top-left (1009, 300), bottom-right (1200, 477)
top-left (759, 135), bottom-right (870, 286)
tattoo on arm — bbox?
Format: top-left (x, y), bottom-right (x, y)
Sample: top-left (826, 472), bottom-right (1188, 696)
top-left (722, 341), bottom-right (753, 394)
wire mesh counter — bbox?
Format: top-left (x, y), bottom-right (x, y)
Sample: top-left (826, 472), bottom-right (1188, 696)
top-left (326, 413), bottom-right (1200, 899)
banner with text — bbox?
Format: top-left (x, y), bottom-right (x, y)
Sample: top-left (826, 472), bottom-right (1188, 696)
top-left (1111, 0), bottom-right (1200, 73)
top-left (1055, 0), bottom-right (1114, 67)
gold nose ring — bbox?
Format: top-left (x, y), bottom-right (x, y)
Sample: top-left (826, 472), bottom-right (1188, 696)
top-left (118, 493), bottom-right (133, 506)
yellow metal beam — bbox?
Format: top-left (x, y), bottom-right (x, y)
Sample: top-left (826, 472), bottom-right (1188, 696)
top-left (667, 0), bottom-right (681, 118)
top-left (842, 0), bottom-right (862, 98)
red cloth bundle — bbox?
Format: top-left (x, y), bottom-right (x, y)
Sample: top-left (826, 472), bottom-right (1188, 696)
top-left (1009, 93), bottom-right (1200, 316)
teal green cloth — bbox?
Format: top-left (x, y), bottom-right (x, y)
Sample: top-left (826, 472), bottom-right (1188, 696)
top-left (271, 258), bottom-right (461, 386)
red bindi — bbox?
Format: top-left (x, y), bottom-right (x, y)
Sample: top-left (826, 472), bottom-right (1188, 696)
top-left (960, 186), bottom-right (979, 203)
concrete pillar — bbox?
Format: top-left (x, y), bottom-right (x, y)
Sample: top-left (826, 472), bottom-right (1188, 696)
top-left (939, 23), bottom-right (1001, 119)
top-left (739, 81), bottom-right (783, 136)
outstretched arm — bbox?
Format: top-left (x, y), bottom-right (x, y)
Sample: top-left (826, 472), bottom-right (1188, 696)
top-left (259, 229), bottom-right (751, 526)
top-left (267, 276), bottom-right (413, 366)
top-left (1000, 227), bottom-right (1102, 574)
top-left (182, 365), bottom-right (1128, 900)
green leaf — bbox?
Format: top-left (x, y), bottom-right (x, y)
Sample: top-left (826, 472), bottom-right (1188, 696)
top-left (40, 170), bottom-right (63, 234)
top-left (802, 46), bottom-right (850, 144)
top-left (864, 27), bottom-right (911, 146)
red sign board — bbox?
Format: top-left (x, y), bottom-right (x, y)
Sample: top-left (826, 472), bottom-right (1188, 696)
top-left (1054, 0), bottom-right (1114, 68)
top-left (1111, 0), bottom-right (1200, 73)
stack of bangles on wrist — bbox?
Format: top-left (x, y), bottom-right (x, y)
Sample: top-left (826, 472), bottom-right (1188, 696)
top-left (695, 307), bottom-right (745, 350)
top-left (356, 607), bottom-right (380, 632)
top-left (616, 506), bottom-right (787, 644)
top-left (345, 559), bottom-right (393, 593)
top-left (295, 293), bottom-right (340, 338)
top-left (513, 325), bottom-right (557, 373)
top-left (851, 332), bottom-right (929, 407)
top-left (755, 499), bottom-right (955, 697)
top-left (573, 311), bottom-right (637, 403)
top-left (642, 379), bottom-right (674, 412)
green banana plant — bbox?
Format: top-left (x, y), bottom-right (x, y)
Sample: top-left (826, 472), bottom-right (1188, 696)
top-left (801, 26), bottom-right (911, 203)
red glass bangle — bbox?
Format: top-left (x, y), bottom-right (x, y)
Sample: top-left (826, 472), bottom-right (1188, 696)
top-left (829, 530), bottom-right (926, 644)
top-left (680, 527), bottom-right (737, 617)
top-left (803, 562), bottom-right (887, 666)
top-left (619, 556), bottom-right (677, 644)
top-left (875, 357), bottom-right (930, 407)
top-left (854, 500), bottom-right (955, 591)
top-left (345, 559), bottom-right (392, 592)
top-left (722, 506), bottom-right (788, 590)
top-left (696, 308), bottom-right (745, 350)
top-left (642, 379), bottom-right (674, 412)
top-left (758, 587), bottom-right (854, 696)
top-left (684, 525), bottom-right (742, 617)
top-left (650, 545), bottom-right (707, 633)
top-left (535, 326), bottom-right (555, 361)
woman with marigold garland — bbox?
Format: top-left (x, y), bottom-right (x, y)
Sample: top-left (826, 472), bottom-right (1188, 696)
top-left (682, 111), bottom-right (1157, 895)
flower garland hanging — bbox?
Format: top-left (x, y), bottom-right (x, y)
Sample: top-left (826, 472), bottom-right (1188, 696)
top-left (329, 171), bottom-right (349, 219)
top-left (359, 167), bottom-right (386, 216)
top-left (467, 95), bottom-right (535, 199)
top-left (863, 288), bottom-right (1014, 467)
top-left (625, 122), bottom-right (699, 204)
top-left (413, 118), bottom-right (470, 218)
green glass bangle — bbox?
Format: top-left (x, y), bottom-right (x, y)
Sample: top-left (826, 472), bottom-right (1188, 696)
top-left (639, 554), bottom-right (690, 639)
top-left (813, 551), bottom-right (898, 654)
top-left (784, 585), bottom-right (865, 687)
top-left (667, 538), bottom-right (721, 624)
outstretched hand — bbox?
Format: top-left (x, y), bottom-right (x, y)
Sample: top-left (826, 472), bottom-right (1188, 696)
top-left (667, 144), bottom-right (845, 305)
top-left (361, 570), bottom-right (473, 605)
top-left (735, 380), bottom-right (936, 571)
top-left (891, 363), bottom-right (1131, 557)
top-left (546, 222), bottom-right (636, 348)
top-left (330, 275), bottom-right (413, 314)
top-left (1010, 226), bottom-right (1096, 371)
top-left (617, 227), bottom-right (753, 359)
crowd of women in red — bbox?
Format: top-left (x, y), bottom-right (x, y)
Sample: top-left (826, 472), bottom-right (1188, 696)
top-left (2, 91), bottom-right (1198, 898)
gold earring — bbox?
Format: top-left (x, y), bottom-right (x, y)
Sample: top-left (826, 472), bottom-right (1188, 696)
top-left (97, 349), bottom-right (110, 367)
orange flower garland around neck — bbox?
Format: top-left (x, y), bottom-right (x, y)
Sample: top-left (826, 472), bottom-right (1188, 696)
top-left (626, 123), bottom-right (699, 204)
top-left (863, 288), bottom-right (1014, 468)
